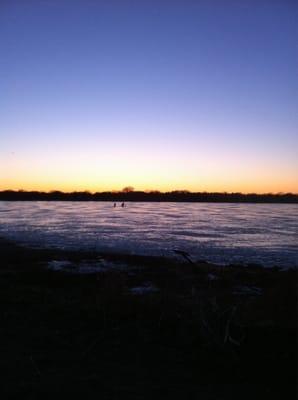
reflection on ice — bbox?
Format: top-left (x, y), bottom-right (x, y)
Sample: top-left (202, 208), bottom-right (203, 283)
top-left (0, 201), bottom-right (297, 268)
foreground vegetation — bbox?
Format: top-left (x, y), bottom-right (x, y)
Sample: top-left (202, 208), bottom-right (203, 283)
top-left (0, 238), bottom-right (297, 398)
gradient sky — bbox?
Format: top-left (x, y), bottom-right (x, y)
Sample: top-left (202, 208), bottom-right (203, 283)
top-left (0, 0), bottom-right (297, 193)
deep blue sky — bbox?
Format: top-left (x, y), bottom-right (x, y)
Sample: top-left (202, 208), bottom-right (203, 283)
top-left (1, 0), bottom-right (297, 192)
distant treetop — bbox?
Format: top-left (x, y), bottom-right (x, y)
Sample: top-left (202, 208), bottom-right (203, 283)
top-left (121, 186), bottom-right (135, 193)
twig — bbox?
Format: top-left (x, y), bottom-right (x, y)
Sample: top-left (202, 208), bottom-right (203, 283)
top-left (30, 355), bottom-right (41, 376)
top-left (224, 306), bottom-right (237, 344)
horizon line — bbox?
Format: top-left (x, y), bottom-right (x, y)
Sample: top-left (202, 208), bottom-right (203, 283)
top-left (1, 189), bottom-right (297, 196)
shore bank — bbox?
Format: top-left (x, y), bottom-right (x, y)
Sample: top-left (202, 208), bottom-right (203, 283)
top-left (0, 237), bottom-right (297, 398)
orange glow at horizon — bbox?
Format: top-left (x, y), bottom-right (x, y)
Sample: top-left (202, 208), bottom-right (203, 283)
top-left (1, 132), bottom-right (297, 195)
top-left (1, 164), bottom-right (297, 194)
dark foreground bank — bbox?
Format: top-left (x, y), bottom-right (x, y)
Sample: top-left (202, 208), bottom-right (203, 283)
top-left (0, 238), bottom-right (297, 399)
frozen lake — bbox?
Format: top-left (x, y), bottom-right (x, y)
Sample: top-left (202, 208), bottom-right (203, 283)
top-left (0, 201), bottom-right (297, 268)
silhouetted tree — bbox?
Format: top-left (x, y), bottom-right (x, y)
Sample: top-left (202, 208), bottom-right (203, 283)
top-left (122, 186), bottom-right (135, 193)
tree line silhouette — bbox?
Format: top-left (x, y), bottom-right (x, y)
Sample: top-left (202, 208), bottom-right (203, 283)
top-left (0, 189), bottom-right (297, 203)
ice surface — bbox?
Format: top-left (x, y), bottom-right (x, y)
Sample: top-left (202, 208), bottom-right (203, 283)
top-left (0, 201), bottom-right (297, 268)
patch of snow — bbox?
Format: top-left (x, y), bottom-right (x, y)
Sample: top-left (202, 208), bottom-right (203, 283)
top-left (207, 273), bottom-right (219, 281)
top-left (48, 259), bottom-right (126, 274)
top-left (48, 260), bottom-right (73, 272)
top-left (233, 286), bottom-right (262, 296)
top-left (130, 284), bottom-right (159, 295)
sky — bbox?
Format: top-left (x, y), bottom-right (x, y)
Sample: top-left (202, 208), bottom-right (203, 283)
top-left (0, 0), bottom-right (297, 193)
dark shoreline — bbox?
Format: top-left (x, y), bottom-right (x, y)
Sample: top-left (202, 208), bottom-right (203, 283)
top-left (0, 237), bottom-right (297, 398)
top-left (1, 190), bottom-right (297, 203)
